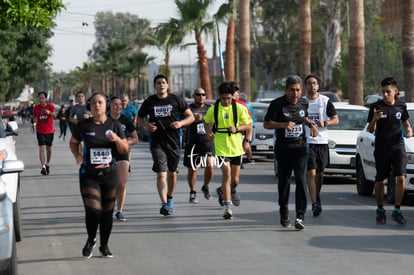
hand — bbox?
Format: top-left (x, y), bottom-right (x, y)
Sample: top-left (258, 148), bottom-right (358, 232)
top-left (169, 121), bottom-right (182, 129)
top-left (405, 127), bottom-right (413, 138)
top-left (285, 121), bottom-right (296, 130)
top-left (373, 108), bottom-right (384, 120)
top-left (310, 124), bottom-right (319, 137)
top-left (148, 122), bottom-right (157, 132)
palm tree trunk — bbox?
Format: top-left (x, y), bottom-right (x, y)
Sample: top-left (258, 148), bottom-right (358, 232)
top-left (239, 0), bottom-right (251, 100)
top-left (299, 0), bottom-right (311, 80)
top-left (402, 0), bottom-right (414, 102)
top-left (224, 0), bottom-right (236, 81)
top-left (348, 0), bottom-right (364, 105)
top-left (196, 32), bottom-right (213, 99)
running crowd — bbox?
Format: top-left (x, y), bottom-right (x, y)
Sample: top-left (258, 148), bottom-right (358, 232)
top-left (29, 73), bottom-right (411, 258)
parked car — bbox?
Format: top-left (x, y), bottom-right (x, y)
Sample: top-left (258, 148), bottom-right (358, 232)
top-left (0, 120), bottom-right (23, 242)
top-left (0, 160), bottom-right (24, 275)
top-left (355, 102), bottom-right (414, 201)
top-left (250, 102), bottom-right (274, 158)
top-left (324, 102), bottom-right (369, 176)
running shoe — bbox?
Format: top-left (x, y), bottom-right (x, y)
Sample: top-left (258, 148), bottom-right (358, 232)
top-left (392, 209), bottom-right (407, 224)
top-left (223, 205), bottom-right (233, 219)
top-left (189, 192), bottom-right (198, 204)
top-left (45, 164), bottom-right (50, 175)
top-left (82, 238), bottom-right (96, 258)
top-left (166, 198), bottom-right (174, 214)
top-left (99, 246), bottom-right (113, 258)
top-left (201, 185), bottom-right (212, 200)
top-left (376, 208), bottom-right (386, 224)
top-left (41, 166), bottom-right (47, 175)
top-left (280, 211), bottom-right (291, 228)
top-left (216, 187), bottom-right (224, 207)
top-left (160, 203), bottom-right (170, 216)
top-left (294, 218), bottom-right (305, 230)
top-left (115, 211), bottom-right (126, 221)
top-left (231, 191), bottom-right (241, 207)
top-left (312, 202), bottom-right (322, 217)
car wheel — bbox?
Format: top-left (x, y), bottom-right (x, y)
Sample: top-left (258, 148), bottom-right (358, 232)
top-left (356, 158), bottom-right (374, 196)
top-left (13, 175), bottom-right (22, 242)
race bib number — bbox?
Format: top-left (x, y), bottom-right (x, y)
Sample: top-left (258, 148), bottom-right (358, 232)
top-left (285, 124), bottom-right (303, 138)
top-left (90, 148), bottom-right (112, 164)
top-left (154, 105), bottom-right (173, 117)
top-left (197, 123), bottom-right (206, 134)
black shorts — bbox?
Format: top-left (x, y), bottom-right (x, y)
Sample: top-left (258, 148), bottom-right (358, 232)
top-left (307, 144), bottom-right (329, 172)
top-left (79, 165), bottom-right (118, 189)
top-left (36, 133), bottom-right (54, 146)
top-left (183, 142), bottom-right (214, 168)
top-left (216, 155), bottom-right (242, 166)
top-left (374, 149), bottom-right (407, 181)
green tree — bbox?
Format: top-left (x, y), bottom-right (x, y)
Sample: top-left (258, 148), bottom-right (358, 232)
top-left (89, 12), bottom-right (152, 62)
top-left (175, 0), bottom-right (216, 99)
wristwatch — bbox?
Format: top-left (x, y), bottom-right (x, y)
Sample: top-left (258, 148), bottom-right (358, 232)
top-left (245, 139), bottom-right (252, 143)
top-left (323, 121), bottom-right (328, 127)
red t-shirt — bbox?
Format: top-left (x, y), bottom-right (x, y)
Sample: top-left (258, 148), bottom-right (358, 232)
top-left (33, 103), bottom-right (55, 134)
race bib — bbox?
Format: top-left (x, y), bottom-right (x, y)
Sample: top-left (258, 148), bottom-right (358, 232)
top-left (285, 124), bottom-right (303, 138)
top-left (197, 123), bottom-right (206, 134)
top-left (90, 148), bottom-right (112, 164)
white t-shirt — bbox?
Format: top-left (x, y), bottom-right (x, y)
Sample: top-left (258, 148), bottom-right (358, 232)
top-left (305, 94), bottom-right (330, 144)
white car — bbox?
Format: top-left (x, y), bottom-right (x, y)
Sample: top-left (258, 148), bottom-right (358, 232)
top-left (0, 120), bottom-right (24, 242)
top-left (250, 102), bottom-right (274, 158)
top-left (324, 102), bottom-right (369, 176)
top-left (355, 102), bottom-right (414, 201)
top-left (0, 159), bottom-right (24, 274)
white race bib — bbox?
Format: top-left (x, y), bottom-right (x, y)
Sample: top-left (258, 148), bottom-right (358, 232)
top-left (197, 123), bottom-right (206, 134)
top-left (285, 124), bottom-right (303, 138)
top-left (90, 148), bottom-right (112, 164)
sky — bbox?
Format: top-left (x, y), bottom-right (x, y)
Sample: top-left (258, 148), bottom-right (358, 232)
top-left (49, 0), bottom-right (227, 72)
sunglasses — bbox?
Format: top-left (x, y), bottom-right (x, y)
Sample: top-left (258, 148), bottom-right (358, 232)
top-left (194, 93), bottom-right (206, 97)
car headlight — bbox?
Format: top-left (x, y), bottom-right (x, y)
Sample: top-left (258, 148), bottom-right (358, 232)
top-left (407, 152), bottom-right (414, 164)
top-left (328, 139), bottom-right (336, 149)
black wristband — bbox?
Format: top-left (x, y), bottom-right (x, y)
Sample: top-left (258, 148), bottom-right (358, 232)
top-left (324, 121), bottom-right (328, 127)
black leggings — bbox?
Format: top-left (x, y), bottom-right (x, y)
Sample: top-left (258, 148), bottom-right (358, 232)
top-left (80, 173), bottom-right (118, 246)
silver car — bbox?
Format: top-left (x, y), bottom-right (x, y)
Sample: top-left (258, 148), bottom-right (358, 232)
top-left (0, 159), bottom-right (24, 275)
top-left (250, 102), bottom-right (274, 158)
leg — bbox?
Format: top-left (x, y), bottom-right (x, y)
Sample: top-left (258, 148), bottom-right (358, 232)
top-left (293, 147), bottom-right (308, 220)
top-left (39, 145), bottom-right (46, 166)
top-left (394, 175), bottom-right (406, 206)
top-left (203, 156), bottom-right (214, 187)
top-left (116, 160), bottom-right (129, 212)
top-left (187, 168), bottom-right (198, 193)
top-left (46, 145), bottom-right (52, 164)
top-left (156, 172), bottom-right (168, 203)
top-left (306, 169), bottom-right (317, 203)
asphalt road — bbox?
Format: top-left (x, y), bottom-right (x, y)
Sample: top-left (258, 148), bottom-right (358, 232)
top-left (14, 122), bottom-right (414, 275)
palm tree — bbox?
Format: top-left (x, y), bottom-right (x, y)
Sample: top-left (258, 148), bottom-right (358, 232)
top-left (153, 18), bottom-right (186, 80)
top-left (224, 0), bottom-right (236, 81)
top-left (175, 0), bottom-right (215, 99)
top-left (402, 0), bottom-right (414, 102)
top-left (239, 0), bottom-right (250, 99)
top-left (299, 0), bottom-right (311, 80)
top-left (126, 52), bottom-right (155, 99)
top-left (348, 0), bottom-right (364, 105)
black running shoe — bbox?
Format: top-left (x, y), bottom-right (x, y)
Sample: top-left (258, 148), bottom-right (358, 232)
top-left (201, 185), bottom-right (212, 200)
top-left (99, 246), bottom-right (113, 258)
top-left (294, 218), bottom-right (305, 230)
top-left (376, 208), bottom-right (386, 224)
top-left (280, 210), bottom-right (291, 228)
top-left (115, 211), bottom-right (126, 221)
top-left (40, 166), bottom-right (47, 175)
top-left (82, 238), bottom-right (96, 258)
top-left (189, 192), bottom-right (198, 204)
top-left (45, 164), bottom-right (50, 175)
top-left (312, 203), bottom-right (322, 217)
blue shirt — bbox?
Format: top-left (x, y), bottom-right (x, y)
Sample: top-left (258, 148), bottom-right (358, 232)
top-left (121, 103), bottom-right (138, 122)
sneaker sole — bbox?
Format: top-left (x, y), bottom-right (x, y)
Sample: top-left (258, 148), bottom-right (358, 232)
top-left (223, 213), bottom-right (233, 219)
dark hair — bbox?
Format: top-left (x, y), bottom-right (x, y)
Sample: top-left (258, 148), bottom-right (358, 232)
top-left (285, 75), bottom-right (302, 89)
top-left (304, 74), bottom-right (321, 86)
top-left (86, 92), bottom-right (108, 111)
top-left (153, 74), bottom-right (169, 85)
top-left (381, 77), bottom-right (397, 87)
top-left (38, 91), bottom-right (47, 97)
top-left (76, 90), bottom-right (85, 97)
top-left (110, 96), bottom-right (120, 101)
top-left (218, 82), bottom-right (236, 96)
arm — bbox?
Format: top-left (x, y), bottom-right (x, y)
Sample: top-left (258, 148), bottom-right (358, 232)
top-left (402, 119), bottom-right (413, 138)
top-left (69, 136), bottom-right (83, 165)
top-left (127, 130), bottom-right (139, 146)
top-left (170, 108), bottom-right (195, 129)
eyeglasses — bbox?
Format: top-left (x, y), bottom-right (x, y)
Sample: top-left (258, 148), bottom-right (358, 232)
top-left (194, 93), bottom-right (206, 97)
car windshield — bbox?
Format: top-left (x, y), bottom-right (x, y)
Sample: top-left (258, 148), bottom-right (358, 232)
top-left (253, 106), bottom-right (268, 123)
top-left (329, 108), bottom-right (368, 131)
